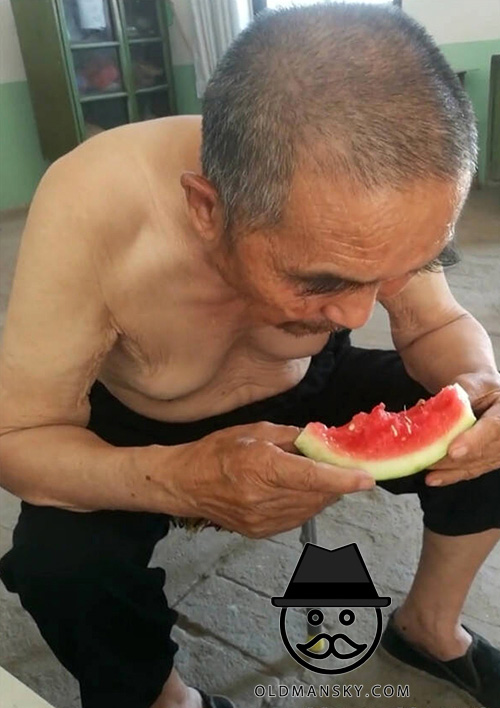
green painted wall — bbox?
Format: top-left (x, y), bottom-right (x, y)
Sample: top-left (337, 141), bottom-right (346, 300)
top-left (172, 64), bottom-right (201, 115)
top-left (0, 80), bottom-right (48, 211)
top-left (440, 38), bottom-right (500, 183)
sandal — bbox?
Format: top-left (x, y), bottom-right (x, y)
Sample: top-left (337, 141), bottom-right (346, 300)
top-left (380, 608), bottom-right (500, 708)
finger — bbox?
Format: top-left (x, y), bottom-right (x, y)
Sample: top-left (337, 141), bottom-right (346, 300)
top-left (241, 421), bottom-right (302, 448)
top-left (425, 468), bottom-right (476, 487)
top-left (267, 448), bottom-right (375, 494)
top-left (275, 439), bottom-right (303, 453)
top-left (447, 417), bottom-right (500, 461)
top-left (427, 454), bottom-right (464, 470)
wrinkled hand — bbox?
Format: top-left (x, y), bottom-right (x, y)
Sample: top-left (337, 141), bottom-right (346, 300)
top-left (175, 422), bottom-right (375, 538)
top-left (425, 374), bottom-right (500, 487)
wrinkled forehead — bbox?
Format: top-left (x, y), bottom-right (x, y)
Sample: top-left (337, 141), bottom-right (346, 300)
top-left (269, 172), bottom-right (465, 278)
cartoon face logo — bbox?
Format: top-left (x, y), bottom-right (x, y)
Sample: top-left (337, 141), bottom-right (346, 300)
top-left (271, 543), bottom-right (391, 675)
top-left (299, 608), bottom-right (367, 660)
top-left (279, 605), bottom-right (384, 674)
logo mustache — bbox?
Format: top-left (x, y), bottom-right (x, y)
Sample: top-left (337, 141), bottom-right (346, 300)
top-left (296, 632), bottom-right (368, 660)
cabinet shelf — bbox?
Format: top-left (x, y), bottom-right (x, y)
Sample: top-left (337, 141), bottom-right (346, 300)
top-left (71, 41), bottom-right (120, 50)
top-left (128, 37), bottom-right (162, 44)
top-left (136, 83), bottom-right (169, 95)
top-left (80, 91), bottom-right (129, 103)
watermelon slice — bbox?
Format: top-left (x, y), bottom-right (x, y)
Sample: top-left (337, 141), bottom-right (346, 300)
top-left (294, 383), bottom-right (476, 481)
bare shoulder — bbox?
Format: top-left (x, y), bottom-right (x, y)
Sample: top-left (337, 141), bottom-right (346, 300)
top-left (65, 115), bottom-right (200, 229)
top-left (42, 124), bottom-right (152, 237)
top-left (31, 115), bottom-right (202, 270)
top-left (0, 117), bottom-right (202, 432)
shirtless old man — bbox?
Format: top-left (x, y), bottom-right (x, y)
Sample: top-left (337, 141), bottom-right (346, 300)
top-left (1, 5), bottom-right (500, 708)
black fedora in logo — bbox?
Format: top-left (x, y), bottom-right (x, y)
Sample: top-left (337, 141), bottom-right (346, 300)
top-left (271, 542), bottom-right (391, 608)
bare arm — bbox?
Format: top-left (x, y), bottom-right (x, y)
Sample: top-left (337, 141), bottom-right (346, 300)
top-left (380, 264), bottom-right (500, 488)
top-left (380, 269), bottom-right (500, 400)
top-left (0, 153), bottom-right (186, 513)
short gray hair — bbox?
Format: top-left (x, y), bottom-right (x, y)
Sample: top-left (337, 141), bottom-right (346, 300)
top-left (201, 3), bottom-right (478, 231)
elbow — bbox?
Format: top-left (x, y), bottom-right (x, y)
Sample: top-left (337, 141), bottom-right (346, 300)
top-left (394, 311), bottom-right (471, 353)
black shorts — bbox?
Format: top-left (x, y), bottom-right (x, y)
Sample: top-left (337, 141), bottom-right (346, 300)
top-left (1, 331), bottom-right (499, 708)
top-left (84, 329), bottom-right (500, 538)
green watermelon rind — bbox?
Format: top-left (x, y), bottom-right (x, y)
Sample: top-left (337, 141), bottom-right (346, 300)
top-left (294, 384), bottom-right (476, 481)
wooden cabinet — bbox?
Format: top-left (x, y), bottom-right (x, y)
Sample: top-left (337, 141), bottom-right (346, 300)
top-left (12, 0), bottom-right (177, 161)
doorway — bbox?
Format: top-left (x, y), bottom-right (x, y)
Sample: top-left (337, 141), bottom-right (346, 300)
top-left (487, 55), bottom-right (500, 183)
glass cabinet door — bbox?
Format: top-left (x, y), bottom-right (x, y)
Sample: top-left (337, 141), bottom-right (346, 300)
top-left (122, 0), bottom-right (161, 38)
top-left (137, 91), bottom-right (172, 120)
top-left (121, 0), bottom-right (172, 118)
top-left (82, 97), bottom-right (129, 138)
top-left (73, 47), bottom-right (124, 96)
top-left (130, 43), bottom-right (166, 90)
top-left (61, 0), bottom-right (116, 43)
top-left (58, 0), bottom-right (175, 138)
top-left (59, 0), bottom-right (129, 136)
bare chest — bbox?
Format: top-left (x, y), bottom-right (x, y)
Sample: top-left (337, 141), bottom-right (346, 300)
top-left (98, 293), bottom-right (327, 421)
top-left (94, 189), bottom-right (329, 420)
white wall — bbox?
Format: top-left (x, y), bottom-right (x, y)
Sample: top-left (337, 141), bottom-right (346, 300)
top-left (170, 0), bottom-right (195, 65)
top-left (169, 0), bottom-right (252, 66)
top-left (267, 0), bottom-right (391, 6)
top-left (0, 0), bottom-right (26, 82)
top-left (403, 0), bottom-right (500, 45)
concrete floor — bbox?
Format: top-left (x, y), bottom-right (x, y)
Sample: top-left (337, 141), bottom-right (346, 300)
top-left (0, 187), bottom-right (499, 708)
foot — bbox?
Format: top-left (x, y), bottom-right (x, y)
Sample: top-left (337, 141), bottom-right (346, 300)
top-left (152, 668), bottom-right (234, 708)
top-left (151, 674), bottom-right (203, 708)
top-left (393, 606), bottom-right (473, 662)
top-left (187, 688), bottom-right (204, 708)
top-left (153, 686), bottom-right (203, 708)
top-left (382, 611), bottom-right (500, 708)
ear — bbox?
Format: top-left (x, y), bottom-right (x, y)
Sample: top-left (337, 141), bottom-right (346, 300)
top-left (180, 172), bottom-right (224, 242)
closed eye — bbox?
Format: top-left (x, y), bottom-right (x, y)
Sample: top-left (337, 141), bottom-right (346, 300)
top-left (292, 276), bottom-right (368, 296)
top-left (285, 239), bottom-right (460, 295)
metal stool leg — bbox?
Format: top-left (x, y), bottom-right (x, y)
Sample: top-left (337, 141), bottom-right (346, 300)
top-left (299, 517), bottom-right (317, 547)
top-left (300, 517), bottom-right (326, 653)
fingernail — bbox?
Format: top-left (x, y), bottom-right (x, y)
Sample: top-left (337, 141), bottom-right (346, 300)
top-left (428, 479), bottom-right (442, 486)
top-left (358, 477), bottom-right (375, 490)
top-left (450, 447), bottom-right (467, 459)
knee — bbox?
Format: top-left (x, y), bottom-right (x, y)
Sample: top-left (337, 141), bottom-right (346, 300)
top-left (1, 538), bottom-right (166, 612)
top-left (2, 506), bottom-right (114, 596)
top-left (1, 540), bottom-right (96, 601)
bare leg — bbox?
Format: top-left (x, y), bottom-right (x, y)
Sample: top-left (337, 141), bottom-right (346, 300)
top-left (394, 527), bottom-right (500, 661)
top-left (151, 668), bottom-right (203, 708)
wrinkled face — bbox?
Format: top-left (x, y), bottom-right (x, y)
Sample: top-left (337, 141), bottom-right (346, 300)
top-left (222, 172), bottom-right (467, 335)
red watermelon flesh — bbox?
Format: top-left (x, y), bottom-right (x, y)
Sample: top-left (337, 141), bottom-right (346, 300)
top-left (294, 383), bottom-right (476, 481)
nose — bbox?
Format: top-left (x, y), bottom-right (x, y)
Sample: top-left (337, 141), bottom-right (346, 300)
top-left (321, 286), bottom-right (378, 330)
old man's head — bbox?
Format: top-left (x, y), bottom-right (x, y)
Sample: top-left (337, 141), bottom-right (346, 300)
top-left (182, 3), bottom-right (476, 334)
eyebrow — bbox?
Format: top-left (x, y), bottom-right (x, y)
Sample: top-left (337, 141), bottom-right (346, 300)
top-left (286, 271), bottom-right (372, 291)
top-left (283, 238), bottom-right (460, 295)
